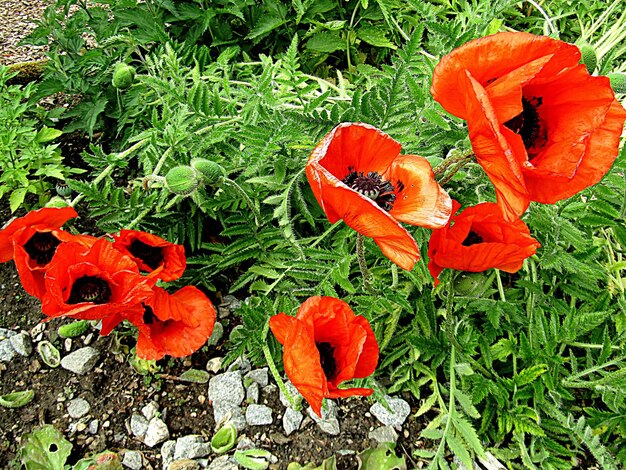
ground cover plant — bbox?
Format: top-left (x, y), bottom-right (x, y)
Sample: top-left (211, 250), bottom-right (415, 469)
top-left (2, 0), bottom-right (626, 468)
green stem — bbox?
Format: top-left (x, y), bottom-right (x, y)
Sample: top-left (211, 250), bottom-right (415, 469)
top-left (262, 321), bottom-right (301, 411)
top-left (495, 269), bottom-right (507, 302)
top-left (391, 264), bottom-right (399, 289)
top-left (433, 149), bottom-right (474, 177)
top-left (221, 177), bottom-right (260, 226)
top-left (356, 233), bottom-right (373, 291)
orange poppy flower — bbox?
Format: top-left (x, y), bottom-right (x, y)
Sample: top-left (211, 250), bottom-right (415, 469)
top-left (0, 207), bottom-right (78, 263)
top-left (306, 123), bottom-right (452, 270)
top-left (41, 238), bottom-right (154, 320)
top-left (269, 296), bottom-right (379, 417)
top-left (427, 201), bottom-right (541, 286)
top-left (121, 286), bottom-right (216, 360)
top-left (110, 230), bottom-right (186, 282)
top-left (431, 32), bottom-right (626, 220)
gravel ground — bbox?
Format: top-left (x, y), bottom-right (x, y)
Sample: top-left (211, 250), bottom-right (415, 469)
top-left (0, 0), bottom-right (50, 65)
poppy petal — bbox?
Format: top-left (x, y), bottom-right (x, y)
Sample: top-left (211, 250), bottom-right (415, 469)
top-left (385, 155), bottom-right (452, 228)
top-left (431, 32), bottom-right (580, 119)
top-left (351, 316), bottom-right (379, 379)
top-left (327, 387), bottom-right (375, 399)
top-left (269, 313), bottom-right (295, 346)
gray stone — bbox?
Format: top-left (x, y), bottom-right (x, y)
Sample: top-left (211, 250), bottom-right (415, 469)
top-left (207, 322), bottom-right (223, 347)
top-left (245, 368), bottom-right (269, 387)
top-left (130, 413), bottom-right (149, 438)
top-left (122, 450), bottom-right (143, 470)
top-left (142, 401), bottom-right (159, 421)
top-left (9, 332), bottom-right (32, 356)
top-left (226, 356), bottom-right (251, 374)
top-left (89, 419), bottom-right (99, 434)
top-left (282, 408), bottom-right (303, 436)
top-left (161, 440), bottom-right (176, 470)
top-left (67, 398), bottom-right (90, 419)
top-left (278, 380), bottom-right (301, 408)
top-left (60, 347), bottom-right (100, 375)
top-left (0, 328), bottom-right (17, 341)
top-left (207, 455), bottom-right (238, 470)
top-left (246, 382), bottom-right (259, 403)
top-left (370, 395), bottom-right (411, 427)
top-left (368, 425), bottom-right (399, 444)
top-left (144, 417), bottom-right (169, 447)
top-left (168, 460), bottom-right (200, 470)
top-left (213, 402), bottom-right (247, 431)
top-left (0, 339), bottom-right (16, 362)
top-left (307, 401), bottom-right (340, 436)
top-left (173, 435), bottom-right (211, 460)
top-left (206, 357), bottom-right (223, 374)
top-left (236, 437), bottom-right (255, 450)
top-left (245, 404), bottom-right (273, 426)
top-left (209, 371), bottom-right (245, 407)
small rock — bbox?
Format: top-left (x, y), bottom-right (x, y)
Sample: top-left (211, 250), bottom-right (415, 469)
top-left (173, 435), bottom-right (211, 460)
top-left (227, 356), bottom-right (251, 374)
top-left (213, 403), bottom-right (247, 431)
top-left (64, 338), bottom-right (72, 352)
top-left (245, 368), bottom-right (269, 387)
top-left (207, 455), bottom-right (238, 470)
top-left (262, 384), bottom-right (277, 397)
top-left (122, 450), bottom-right (143, 470)
top-left (142, 401), bottom-right (159, 421)
top-left (278, 380), bottom-right (301, 408)
top-left (246, 382), bottom-right (259, 403)
top-left (60, 347), bottom-right (100, 375)
top-left (283, 408), bottom-right (303, 436)
top-left (0, 328), bottom-right (17, 341)
top-left (161, 440), bottom-right (176, 470)
top-left (76, 422), bottom-right (87, 432)
top-left (9, 332), bottom-right (32, 356)
top-left (209, 371), bottom-right (245, 407)
top-left (206, 357), bottom-right (223, 374)
top-left (89, 420), bottom-right (99, 434)
top-left (144, 418), bottom-right (169, 447)
top-left (370, 395), bottom-right (411, 427)
top-left (236, 437), bottom-right (255, 450)
top-left (84, 333), bottom-right (94, 345)
top-left (245, 404), bottom-right (273, 426)
top-left (207, 322), bottom-right (224, 346)
top-left (67, 398), bottom-right (90, 419)
top-left (168, 460), bottom-right (200, 470)
top-left (368, 425), bottom-right (399, 444)
top-left (0, 339), bottom-right (16, 362)
top-left (130, 413), bottom-right (149, 438)
top-left (307, 401), bottom-right (340, 436)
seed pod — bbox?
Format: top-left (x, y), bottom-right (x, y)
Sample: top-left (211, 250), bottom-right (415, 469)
top-left (55, 181), bottom-right (72, 197)
top-left (112, 62), bottom-right (135, 89)
top-left (453, 272), bottom-right (487, 297)
top-left (608, 72), bottom-right (626, 94)
top-left (191, 158), bottom-right (225, 185)
top-left (58, 320), bottom-right (90, 338)
top-left (164, 165), bottom-right (199, 195)
top-left (37, 340), bottom-right (61, 368)
top-left (579, 43), bottom-right (597, 74)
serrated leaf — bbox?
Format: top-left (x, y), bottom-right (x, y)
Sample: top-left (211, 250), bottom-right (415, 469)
top-left (452, 415), bottom-right (485, 458)
top-left (306, 31), bottom-right (345, 53)
top-left (514, 364), bottom-right (548, 387)
top-left (357, 26), bottom-right (397, 49)
top-left (19, 425), bottom-right (73, 470)
top-left (9, 187), bottom-right (28, 213)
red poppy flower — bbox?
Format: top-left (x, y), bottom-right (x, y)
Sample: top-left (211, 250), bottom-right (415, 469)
top-left (431, 32), bottom-right (626, 220)
top-left (113, 286), bottom-right (216, 360)
top-left (0, 207), bottom-right (78, 263)
top-left (269, 296), bottom-right (379, 417)
top-left (306, 123), bottom-right (452, 270)
top-left (427, 201), bottom-right (541, 286)
top-left (110, 230), bottom-right (186, 282)
top-left (41, 238), bottom-right (155, 320)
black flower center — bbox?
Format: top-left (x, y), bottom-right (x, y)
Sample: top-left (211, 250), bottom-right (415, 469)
top-left (129, 239), bottom-right (164, 270)
top-left (316, 342), bottom-right (337, 381)
top-left (23, 232), bottom-right (61, 266)
top-left (462, 230), bottom-right (484, 247)
top-left (68, 276), bottom-right (112, 304)
top-left (143, 304), bottom-right (156, 324)
top-left (503, 96), bottom-right (546, 159)
top-left (342, 168), bottom-right (398, 211)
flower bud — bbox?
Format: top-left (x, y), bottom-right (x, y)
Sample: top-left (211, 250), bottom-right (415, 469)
top-left (112, 62), bottom-right (135, 89)
top-left (608, 72), bottom-right (626, 94)
top-left (579, 43), bottom-right (597, 74)
top-left (453, 272), bottom-right (488, 297)
top-left (191, 158), bottom-right (225, 185)
top-left (164, 165), bottom-right (199, 195)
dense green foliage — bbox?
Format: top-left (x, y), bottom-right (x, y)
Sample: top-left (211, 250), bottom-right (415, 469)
top-left (2, 0), bottom-right (626, 468)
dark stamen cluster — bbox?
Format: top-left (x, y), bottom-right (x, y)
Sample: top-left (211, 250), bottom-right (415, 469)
top-left (68, 276), bottom-right (112, 304)
top-left (462, 230), bottom-right (484, 247)
top-left (143, 304), bottom-right (156, 324)
top-left (129, 239), bottom-right (164, 270)
top-left (342, 168), bottom-right (397, 212)
top-left (23, 232), bottom-right (61, 266)
top-left (316, 342), bottom-right (337, 381)
top-left (504, 96), bottom-right (545, 157)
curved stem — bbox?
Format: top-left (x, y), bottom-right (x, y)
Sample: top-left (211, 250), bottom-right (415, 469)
top-left (221, 177), bottom-right (260, 226)
top-left (262, 321), bottom-right (301, 411)
top-left (356, 233), bottom-right (373, 291)
top-left (495, 269), bottom-right (507, 302)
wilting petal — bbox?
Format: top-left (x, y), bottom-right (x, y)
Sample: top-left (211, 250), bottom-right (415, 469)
top-left (385, 155), bottom-right (452, 228)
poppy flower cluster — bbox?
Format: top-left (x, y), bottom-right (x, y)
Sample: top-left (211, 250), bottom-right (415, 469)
top-left (0, 208), bottom-right (215, 360)
top-left (269, 296), bottom-right (378, 416)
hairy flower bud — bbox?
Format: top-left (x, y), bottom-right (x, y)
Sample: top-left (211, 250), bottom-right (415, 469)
top-left (112, 62), bottom-right (135, 89)
top-left (579, 43), bottom-right (597, 74)
top-left (608, 72), bottom-right (626, 94)
top-left (164, 165), bottom-right (199, 195)
top-left (190, 158), bottom-right (225, 185)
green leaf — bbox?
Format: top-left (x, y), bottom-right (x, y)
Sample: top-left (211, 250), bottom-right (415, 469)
top-left (34, 127), bottom-right (63, 143)
top-left (211, 423), bottom-right (237, 454)
top-left (9, 187), bottom-right (28, 213)
top-left (306, 31), bottom-right (345, 53)
top-left (357, 443), bottom-right (407, 470)
top-left (452, 415), bottom-right (486, 458)
top-left (0, 390), bottom-right (35, 408)
top-left (514, 364), bottom-right (548, 387)
top-left (19, 425), bottom-right (72, 470)
top-left (357, 26), bottom-right (397, 49)
top-left (178, 368), bottom-right (210, 384)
